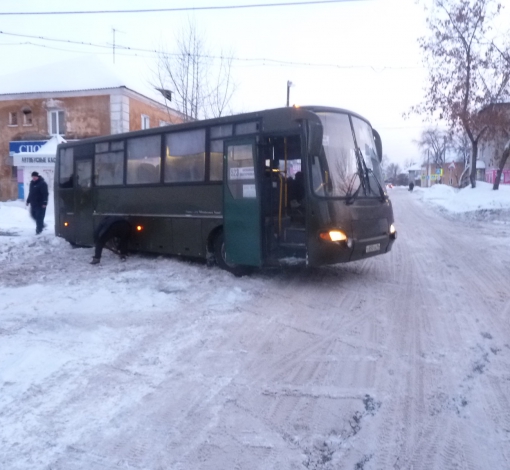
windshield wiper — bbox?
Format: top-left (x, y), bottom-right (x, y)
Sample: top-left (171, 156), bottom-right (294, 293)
top-left (357, 149), bottom-right (386, 202)
top-left (345, 181), bottom-right (362, 205)
top-left (354, 149), bottom-right (368, 197)
top-left (366, 167), bottom-right (388, 202)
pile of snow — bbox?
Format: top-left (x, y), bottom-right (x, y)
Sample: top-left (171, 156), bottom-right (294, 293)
top-left (413, 181), bottom-right (510, 214)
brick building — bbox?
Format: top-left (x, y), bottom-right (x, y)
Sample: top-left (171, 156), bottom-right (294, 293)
top-left (0, 56), bottom-right (184, 200)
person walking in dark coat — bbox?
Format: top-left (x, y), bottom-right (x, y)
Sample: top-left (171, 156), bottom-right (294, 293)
top-left (90, 217), bottom-right (131, 265)
top-left (26, 171), bottom-right (49, 235)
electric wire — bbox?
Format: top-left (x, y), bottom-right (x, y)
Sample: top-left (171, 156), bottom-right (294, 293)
top-left (0, 30), bottom-right (422, 72)
top-left (0, 0), bottom-right (370, 16)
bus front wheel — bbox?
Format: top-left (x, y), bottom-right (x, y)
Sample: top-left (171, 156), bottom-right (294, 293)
top-left (213, 232), bottom-right (252, 277)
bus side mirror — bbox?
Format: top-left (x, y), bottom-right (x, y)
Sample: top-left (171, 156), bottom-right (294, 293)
top-left (373, 129), bottom-right (383, 162)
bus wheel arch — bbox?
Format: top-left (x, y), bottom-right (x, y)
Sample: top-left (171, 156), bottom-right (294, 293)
top-left (211, 229), bottom-right (252, 277)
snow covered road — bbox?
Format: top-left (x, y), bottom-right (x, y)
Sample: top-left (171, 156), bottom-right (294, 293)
top-left (1, 190), bottom-right (510, 469)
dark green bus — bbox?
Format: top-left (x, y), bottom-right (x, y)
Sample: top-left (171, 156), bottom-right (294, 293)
top-left (55, 106), bottom-right (396, 275)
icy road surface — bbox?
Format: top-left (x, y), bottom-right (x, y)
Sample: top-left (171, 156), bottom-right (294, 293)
top-left (1, 189), bottom-right (510, 469)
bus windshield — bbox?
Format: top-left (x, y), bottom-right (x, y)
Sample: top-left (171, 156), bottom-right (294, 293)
top-left (311, 112), bottom-right (383, 199)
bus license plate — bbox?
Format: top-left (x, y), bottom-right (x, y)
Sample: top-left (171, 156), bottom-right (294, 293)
top-left (366, 243), bottom-right (380, 253)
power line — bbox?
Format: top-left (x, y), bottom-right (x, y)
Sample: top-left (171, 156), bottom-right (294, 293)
top-left (0, 30), bottom-right (423, 72)
top-left (0, 0), bottom-right (370, 16)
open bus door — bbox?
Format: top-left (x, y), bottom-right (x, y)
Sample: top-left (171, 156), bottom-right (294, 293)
top-left (223, 139), bottom-right (262, 267)
top-left (74, 157), bottom-right (94, 246)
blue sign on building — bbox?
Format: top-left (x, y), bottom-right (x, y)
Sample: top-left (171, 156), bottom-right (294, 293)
top-left (9, 141), bottom-right (48, 155)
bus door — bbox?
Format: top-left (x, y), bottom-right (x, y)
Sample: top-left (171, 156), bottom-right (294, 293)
top-left (223, 139), bottom-right (262, 266)
top-left (74, 158), bottom-right (94, 246)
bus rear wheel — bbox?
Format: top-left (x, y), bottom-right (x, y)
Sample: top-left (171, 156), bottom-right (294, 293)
top-left (213, 232), bottom-right (252, 277)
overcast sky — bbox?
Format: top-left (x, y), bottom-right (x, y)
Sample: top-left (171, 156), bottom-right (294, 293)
top-left (0, 0), bottom-right (471, 167)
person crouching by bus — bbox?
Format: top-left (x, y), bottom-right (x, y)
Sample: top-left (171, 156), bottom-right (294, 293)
top-left (26, 171), bottom-right (49, 235)
top-left (90, 217), bottom-right (131, 265)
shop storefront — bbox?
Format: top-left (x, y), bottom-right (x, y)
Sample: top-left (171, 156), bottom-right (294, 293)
top-left (11, 136), bottom-right (65, 200)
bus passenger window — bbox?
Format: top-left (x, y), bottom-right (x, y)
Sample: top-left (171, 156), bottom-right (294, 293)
top-left (210, 139), bottom-right (223, 181)
top-left (76, 160), bottom-right (92, 188)
top-left (127, 135), bottom-right (161, 184)
top-left (165, 129), bottom-right (205, 183)
top-left (59, 148), bottom-right (74, 188)
top-left (95, 152), bottom-right (124, 186)
top-left (211, 124), bottom-right (232, 138)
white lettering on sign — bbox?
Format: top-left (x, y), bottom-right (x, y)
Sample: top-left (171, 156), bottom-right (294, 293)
top-left (230, 166), bottom-right (254, 180)
top-left (19, 145), bottom-right (42, 153)
top-left (13, 155), bottom-right (56, 166)
top-left (243, 184), bottom-right (256, 198)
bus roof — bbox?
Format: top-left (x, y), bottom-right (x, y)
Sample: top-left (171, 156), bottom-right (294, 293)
top-left (57, 106), bottom-right (372, 149)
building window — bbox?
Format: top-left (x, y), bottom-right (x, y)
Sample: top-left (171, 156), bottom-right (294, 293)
top-left (141, 115), bottom-right (150, 130)
top-left (49, 110), bottom-right (66, 135)
top-left (23, 108), bottom-right (33, 126)
top-left (8, 112), bottom-right (18, 126)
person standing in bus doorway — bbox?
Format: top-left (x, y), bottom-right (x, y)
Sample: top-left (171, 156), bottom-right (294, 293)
top-left (90, 217), bottom-right (131, 265)
top-left (26, 171), bottom-right (49, 235)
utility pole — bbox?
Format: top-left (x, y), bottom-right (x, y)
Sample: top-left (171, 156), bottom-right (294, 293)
top-left (427, 149), bottom-right (430, 187)
top-left (112, 28), bottom-right (116, 64)
top-left (286, 80), bottom-right (293, 107)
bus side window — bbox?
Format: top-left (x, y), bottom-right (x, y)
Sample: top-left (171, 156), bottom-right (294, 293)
top-left (59, 148), bottom-right (74, 188)
top-left (165, 129), bottom-right (206, 183)
top-left (95, 151), bottom-right (124, 186)
top-left (126, 135), bottom-right (161, 185)
top-left (76, 160), bottom-right (92, 188)
top-left (311, 155), bottom-right (325, 196)
top-left (210, 139), bottom-right (224, 181)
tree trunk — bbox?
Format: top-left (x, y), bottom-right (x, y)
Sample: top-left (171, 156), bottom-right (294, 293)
top-left (493, 139), bottom-right (510, 190)
top-left (469, 141), bottom-right (478, 188)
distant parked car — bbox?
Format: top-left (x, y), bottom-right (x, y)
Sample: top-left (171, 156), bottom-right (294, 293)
top-left (386, 183), bottom-right (394, 189)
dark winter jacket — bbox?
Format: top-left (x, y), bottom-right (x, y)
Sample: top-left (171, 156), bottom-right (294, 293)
top-left (26, 176), bottom-right (49, 207)
top-left (94, 216), bottom-right (131, 243)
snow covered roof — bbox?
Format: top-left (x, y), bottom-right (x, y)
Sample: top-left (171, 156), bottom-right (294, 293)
top-left (0, 55), bottom-right (169, 106)
top-left (476, 160), bottom-right (486, 169)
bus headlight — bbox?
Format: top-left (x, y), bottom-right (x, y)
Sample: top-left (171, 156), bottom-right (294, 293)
top-left (319, 230), bottom-right (347, 242)
top-left (390, 224), bottom-right (397, 239)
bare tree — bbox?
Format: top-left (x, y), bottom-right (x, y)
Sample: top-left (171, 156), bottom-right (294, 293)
top-left (386, 162), bottom-right (401, 183)
top-left (412, 0), bottom-right (510, 188)
top-left (492, 130), bottom-right (510, 189)
top-left (155, 19), bottom-right (236, 121)
top-left (452, 131), bottom-right (472, 166)
top-left (414, 128), bottom-right (449, 165)
top-left (380, 153), bottom-right (390, 179)
top-left (403, 158), bottom-right (418, 169)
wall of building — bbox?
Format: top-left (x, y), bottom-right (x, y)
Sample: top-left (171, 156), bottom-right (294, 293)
top-left (1, 95), bottom-right (111, 200)
top-left (1, 90), bottom-right (184, 201)
top-left (128, 96), bottom-right (181, 131)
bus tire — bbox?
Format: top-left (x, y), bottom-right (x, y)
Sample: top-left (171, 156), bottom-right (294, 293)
top-left (213, 231), bottom-right (252, 277)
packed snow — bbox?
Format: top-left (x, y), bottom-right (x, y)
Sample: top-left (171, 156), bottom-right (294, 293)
top-left (412, 181), bottom-right (510, 215)
top-left (1, 186), bottom-right (510, 469)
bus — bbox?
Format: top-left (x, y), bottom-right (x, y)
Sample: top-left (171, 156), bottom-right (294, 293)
top-left (55, 106), bottom-right (396, 275)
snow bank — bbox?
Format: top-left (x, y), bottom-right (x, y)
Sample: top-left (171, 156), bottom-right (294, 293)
top-left (414, 181), bottom-right (510, 215)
